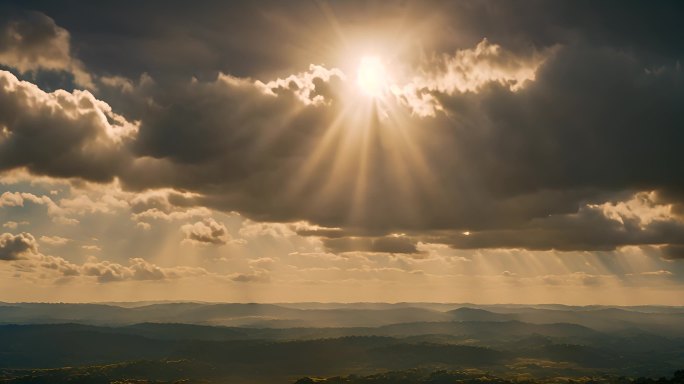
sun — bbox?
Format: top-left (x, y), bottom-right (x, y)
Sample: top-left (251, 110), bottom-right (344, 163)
top-left (356, 56), bottom-right (389, 98)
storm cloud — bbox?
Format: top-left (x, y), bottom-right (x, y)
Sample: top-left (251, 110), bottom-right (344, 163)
top-left (0, 0), bottom-right (683, 257)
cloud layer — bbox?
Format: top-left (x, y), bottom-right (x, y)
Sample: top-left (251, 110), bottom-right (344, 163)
top-left (0, 1), bottom-right (683, 302)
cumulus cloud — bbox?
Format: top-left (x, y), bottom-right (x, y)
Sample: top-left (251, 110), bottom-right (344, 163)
top-left (129, 189), bottom-right (200, 214)
top-left (238, 220), bottom-right (343, 240)
top-left (0, 232), bottom-right (37, 260)
top-left (0, 191), bottom-right (23, 207)
top-left (0, 190), bottom-right (103, 225)
top-left (0, 70), bottom-right (137, 181)
top-left (0, 11), bottom-right (93, 88)
top-left (181, 218), bottom-right (230, 245)
top-left (82, 257), bottom-right (207, 283)
top-left (261, 64), bottom-right (345, 105)
top-left (230, 270), bottom-right (270, 283)
top-left (239, 221), bottom-right (297, 238)
top-left (589, 191), bottom-right (680, 228)
top-left (1, 231), bottom-right (209, 282)
top-left (394, 39), bottom-right (552, 116)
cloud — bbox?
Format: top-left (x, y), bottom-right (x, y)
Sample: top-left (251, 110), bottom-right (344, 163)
top-left (135, 222), bottom-right (151, 230)
top-left (181, 218), bottom-right (230, 245)
top-left (0, 11), bottom-right (93, 87)
top-left (0, 190), bottom-right (97, 225)
top-left (248, 257), bottom-right (276, 268)
top-left (239, 221), bottom-right (297, 238)
top-left (323, 235), bottom-right (420, 254)
top-left (1, 231), bottom-right (209, 282)
top-left (661, 245), bottom-right (684, 260)
top-left (122, 40), bottom-right (683, 253)
top-left (0, 191), bottom-right (23, 207)
top-left (129, 189), bottom-right (200, 214)
top-left (81, 257), bottom-right (207, 283)
top-left (0, 2), bottom-right (683, 256)
top-left (59, 193), bottom-right (128, 216)
top-left (3, 220), bottom-right (28, 229)
top-left (230, 270), bottom-right (270, 283)
top-left (261, 64), bottom-right (345, 105)
top-left (0, 70), bottom-right (137, 182)
top-left (394, 39), bottom-right (552, 116)
top-left (438, 204), bottom-right (684, 252)
top-left (636, 270), bottom-right (673, 277)
top-left (0, 232), bottom-right (37, 260)
top-left (39, 235), bottom-right (70, 246)
top-left (32, 253), bottom-right (80, 277)
top-left (589, 191), bottom-right (679, 228)
top-left (133, 207), bottom-right (211, 222)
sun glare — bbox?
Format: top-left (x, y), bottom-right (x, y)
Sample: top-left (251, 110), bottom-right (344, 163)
top-left (356, 56), bottom-right (388, 98)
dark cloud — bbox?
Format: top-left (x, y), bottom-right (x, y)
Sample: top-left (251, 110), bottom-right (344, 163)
top-left (436, 208), bottom-right (684, 252)
top-left (231, 271), bottom-right (270, 283)
top-left (0, 71), bottom-right (135, 182)
top-left (0, 9), bottom-right (92, 87)
top-left (446, 44), bottom-right (684, 197)
top-left (115, 41), bottom-right (684, 252)
top-left (323, 236), bottom-right (420, 255)
top-left (1, 1), bottom-right (683, 254)
top-left (0, 232), bottom-right (37, 260)
top-left (661, 245), bottom-right (684, 260)
top-left (6, 1), bottom-right (682, 81)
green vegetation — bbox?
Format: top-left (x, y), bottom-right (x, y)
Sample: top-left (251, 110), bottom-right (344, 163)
top-left (294, 369), bottom-right (684, 384)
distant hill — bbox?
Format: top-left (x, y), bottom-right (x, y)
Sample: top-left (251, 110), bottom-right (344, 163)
top-left (448, 307), bottom-right (516, 322)
top-left (2, 302), bottom-right (684, 336)
top-left (1, 319), bottom-right (683, 379)
top-left (0, 302), bottom-right (451, 328)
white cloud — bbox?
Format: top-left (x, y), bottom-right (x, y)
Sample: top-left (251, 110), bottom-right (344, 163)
top-left (589, 191), bottom-right (679, 228)
top-left (260, 64), bottom-right (345, 105)
top-left (238, 221), bottom-right (297, 238)
top-left (0, 191), bottom-right (24, 207)
top-left (39, 235), bottom-right (70, 246)
top-left (393, 39), bottom-right (552, 116)
top-left (2, 221), bottom-right (28, 229)
top-left (1, 231), bottom-right (209, 283)
top-left (133, 207), bottom-right (211, 222)
top-left (181, 218), bottom-right (230, 245)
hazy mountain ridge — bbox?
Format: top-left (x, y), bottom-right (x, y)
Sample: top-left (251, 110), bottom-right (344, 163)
top-left (1, 303), bottom-right (684, 383)
top-left (2, 302), bottom-right (684, 335)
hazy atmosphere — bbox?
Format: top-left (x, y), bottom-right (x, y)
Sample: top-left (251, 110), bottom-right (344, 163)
top-left (2, 2), bottom-right (684, 383)
top-left (1, 1), bottom-right (684, 305)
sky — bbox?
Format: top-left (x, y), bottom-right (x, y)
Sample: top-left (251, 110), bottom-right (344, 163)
top-left (0, 0), bottom-right (683, 304)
